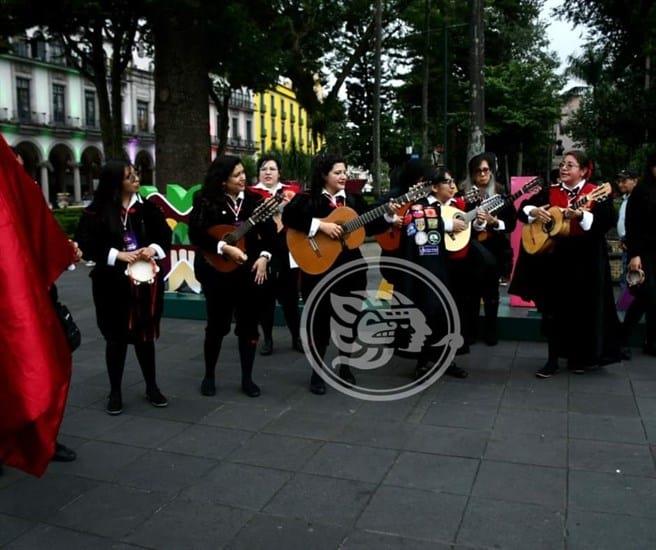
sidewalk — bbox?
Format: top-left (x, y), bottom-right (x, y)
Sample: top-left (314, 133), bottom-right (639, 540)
top-left (1, 265), bottom-right (656, 549)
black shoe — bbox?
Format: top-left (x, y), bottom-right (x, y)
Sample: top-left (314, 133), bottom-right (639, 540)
top-left (414, 362), bottom-right (430, 380)
top-left (456, 343), bottom-right (470, 356)
top-left (446, 363), bottom-right (469, 379)
top-left (292, 338), bottom-right (304, 353)
top-left (52, 442), bottom-right (76, 463)
top-left (242, 380), bottom-right (261, 398)
top-left (260, 337), bottom-right (273, 356)
top-left (339, 365), bottom-right (356, 385)
top-left (200, 377), bottom-right (216, 396)
top-left (310, 372), bottom-right (326, 395)
top-left (535, 362), bottom-right (559, 379)
top-left (106, 392), bottom-right (123, 415)
top-left (620, 347), bottom-right (632, 361)
top-left (146, 387), bottom-right (168, 407)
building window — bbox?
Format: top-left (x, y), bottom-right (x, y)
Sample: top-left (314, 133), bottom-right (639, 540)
top-left (52, 83), bottom-right (66, 124)
top-left (231, 117), bottom-right (239, 139)
top-left (85, 90), bottom-right (96, 127)
top-left (246, 119), bottom-right (252, 143)
top-left (16, 77), bottom-right (31, 122)
top-left (137, 100), bottom-right (149, 132)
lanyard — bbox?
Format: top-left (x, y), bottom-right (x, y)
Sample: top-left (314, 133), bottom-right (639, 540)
top-left (226, 195), bottom-right (242, 221)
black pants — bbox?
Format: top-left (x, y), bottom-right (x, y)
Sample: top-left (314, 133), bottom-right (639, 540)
top-left (106, 340), bottom-right (158, 394)
top-left (258, 265), bottom-right (301, 341)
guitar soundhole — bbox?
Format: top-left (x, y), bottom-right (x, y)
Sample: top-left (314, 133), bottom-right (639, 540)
top-left (544, 221), bottom-right (553, 233)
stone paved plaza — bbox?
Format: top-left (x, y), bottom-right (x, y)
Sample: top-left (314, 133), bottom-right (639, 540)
top-left (1, 266), bottom-right (656, 549)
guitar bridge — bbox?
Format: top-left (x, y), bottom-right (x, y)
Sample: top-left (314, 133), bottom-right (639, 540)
top-left (309, 237), bottom-right (322, 257)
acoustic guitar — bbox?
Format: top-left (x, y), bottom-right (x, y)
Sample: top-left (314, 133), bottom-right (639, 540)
top-left (203, 194), bottom-right (283, 272)
top-left (442, 177), bottom-right (543, 252)
top-left (521, 182), bottom-right (612, 255)
top-left (376, 187), bottom-right (482, 251)
top-left (287, 181), bottom-right (433, 275)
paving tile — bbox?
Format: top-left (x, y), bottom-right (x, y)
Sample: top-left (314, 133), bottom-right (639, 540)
top-left (569, 439), bottom-right (656, 477)
top-left (568, 392), bottom-right (639, 417)
top-left (419, 401), bottom-right (496, 431)
top-left (180, 462), bottom-right (291, 510)
top-left (340, 530), bottom-right (449, 549)
top-left (200, 402), bottom-right (286, 431)
top-left (357, 485), bottom-right (467, 543)
top-left (566, 509), bottom-right (656, 550)
top-left (568, 412), bottom-right (647, 444)
top-left (0, 514), bottom-right (34, 546)
top-left (125, 498), bottom-right (252, 549)
top-left (501, 386), bottom-right (568, 411)
top-left (302, 442), bottom-right (398, 483)
top-left (160, 424), bottom-right (253, 460)
top-left (632, 379), bottom-right (656, 398)
top-left (493, 408), bottom-right (567, 437)
top-left (6, 524), bottom-right (136, 550)
top-left (126, 395), bottom-right (223, 423)
top-left (383, 451), bottom-right (478, 494)
top-left (49, 484), bottom-right (171, 539)
top-left (435, 382), bottom-right (504, 409)
top-left (47, 440), bottom-right (147, 481)
top-left (112, 450), bottom-right (217, 492)
top-left (568, 370), bottom-right (632, 395)
top-left (405, 424), bottom-right (488, 458)
top-left (472, 460), bottom-right (566, 509)
top-left (98, 416), bottom-right (189, 448)
top-left (59, 407), bottom-right (132, 439)
top-left (228, 514), bottom-right (348, 550)
top-left (569, 470), bottom-right (656, 518)
top-left (227, 433), bottom-right (322, 471)
top-left (485, 431), bottom-right (567, 467)
top-left (636, 396), bottom-right (656, 419)
top-left (350, 396), bottom-right (422, 423)
top-left (457, 497), bottom-right (564, 549)
top-left (263, 411), bottom-right (350, 440)
top-left (335, 419), bottom-right (417, 450)
top-left (0, 474), bottom-right (99, 521)
top-left (0, 465), bottom-right (28, 489)
top-left (264, 473), bottom-right (375, 526)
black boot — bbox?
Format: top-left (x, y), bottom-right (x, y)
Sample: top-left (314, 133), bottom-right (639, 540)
top-left (239, 339), bottom-right (261, 397)
top-left (339, 364), bottom-right (357, 385)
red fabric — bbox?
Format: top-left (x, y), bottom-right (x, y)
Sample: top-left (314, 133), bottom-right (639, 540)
top-left (445, 197), bottom-right (469, 260)
top-left (0, 135), bottom-right (75, 476)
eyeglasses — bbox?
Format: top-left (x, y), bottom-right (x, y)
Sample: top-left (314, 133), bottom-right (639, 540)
top-left (559, 162), bottom-right (580, 170)
top-left (440, 178), bottom-right (455, 184)
top-left (475, 167), bottom-right (490, 174)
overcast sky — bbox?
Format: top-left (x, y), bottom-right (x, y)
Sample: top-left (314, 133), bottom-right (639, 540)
top-left (541, 0), bottom-right (590, 87)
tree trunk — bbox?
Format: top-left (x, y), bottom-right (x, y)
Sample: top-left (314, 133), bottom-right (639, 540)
top-left (110, 56), bottom-right (125, 160)
top-left (421, 0), bottom-right (431, 160)
top-left (153, 15), bottom-right (209, 189)
top-left (372, 0), bottom-right (383, 194)
top-left (467, 0), bottom-right (485, 161)
top-left (217, 90), bottom-right (231, 156)
top-left (516, 141), bottom-right (523, 176)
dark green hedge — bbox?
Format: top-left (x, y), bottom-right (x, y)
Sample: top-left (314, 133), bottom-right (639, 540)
top-left (53, 208), bottom-right (84, 237)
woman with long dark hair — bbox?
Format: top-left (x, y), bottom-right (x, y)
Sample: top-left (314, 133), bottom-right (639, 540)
top-left (75, 160), bottom-right (171, 415)
top-left (511, 150), bottom-right (621, 377)
top-left (189, 155), bottom-right (274, 398)
top-left (282, 153), bottom-right (389, 394)
top-left (461, 152), bottom-right (517, 346)
top-left (625, 152), bottom-right (656, 355)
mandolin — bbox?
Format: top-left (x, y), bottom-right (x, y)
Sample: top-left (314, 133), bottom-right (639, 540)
top-left (287, 181), bottom-right (433, 275)
top-left (376, 187), bottom-right (482, 251)
top-left (203, 194), bottom-right (283, 272)
top-left (521, 182), bottom-right (612, 255)
top-left (442, 177), bottom-right (543, 252)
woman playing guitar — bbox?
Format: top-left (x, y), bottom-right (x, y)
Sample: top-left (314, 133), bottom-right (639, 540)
top-left (189, 155), bottom-right (275, 398)
top-left (282, 154), bottom-right (390, 394)
top-left (461, 153), bottom-right (517, 346)
top-left (510, 150), bottom-right (621, 378)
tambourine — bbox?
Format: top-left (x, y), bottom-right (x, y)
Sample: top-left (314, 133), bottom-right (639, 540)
top-left (125, 259), bottom-right (160, 285)
top-left (626, 268), bottom-right (645, 288)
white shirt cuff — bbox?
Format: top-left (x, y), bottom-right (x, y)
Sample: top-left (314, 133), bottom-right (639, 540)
top-left (148, 243), bottom-right (166, 260)
top-left (580, 210), bottom-right (593, 231)
top-left (217, 240), bottom-right (227, 255)
top-left (494, 219), bottom-right (506, 231)
top-left (309, 218), bottom-right (321, 238)
top-left (523, 205), bottom-right (536, 223)
top-left (384, 213), bottom-right (397, 223)
top-left (259, 251), bottom-right (272, 261)
top-left (443, 218), bottom-right (454, 232)
top-left (473, 219), bottom-right (486, 231)
top-left (107, 248), bottom-right (119, 266)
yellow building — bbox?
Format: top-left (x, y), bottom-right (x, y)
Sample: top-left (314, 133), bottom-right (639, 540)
top-left (255, 81), bottom-right (324, 155)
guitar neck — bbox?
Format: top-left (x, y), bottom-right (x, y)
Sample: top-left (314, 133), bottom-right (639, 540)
top-left (342, 188), bottom-right (422, 233)
top-left (227, 219), bottom-right (255, 242)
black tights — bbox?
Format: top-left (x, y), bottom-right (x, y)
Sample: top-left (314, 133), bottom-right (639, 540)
top-left (106, 340), bottom-right (158, 394)
top-left (203, 333), bottom-right (257, 386)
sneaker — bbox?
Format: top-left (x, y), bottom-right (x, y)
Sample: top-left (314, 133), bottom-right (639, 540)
top-left (106, 392), bottom-right (123, 415)
top-left (146, 387), bottom-right (168, 407)
top-left (535, 363), bottom-right (559, 379)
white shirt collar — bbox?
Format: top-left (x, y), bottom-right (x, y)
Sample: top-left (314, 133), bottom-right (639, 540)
top-left (562, 179), bottom-right (585, 193)
top-left (322, 188), bottom-right (346, 199)
top-left (427, 195), bottom-right (454, 206)
top-left (254, 182), bottom-right (283, 193)
top-left (227, 190), bottom-right (244, 203)
top-left (125, 193), bottom-right (143, 209)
